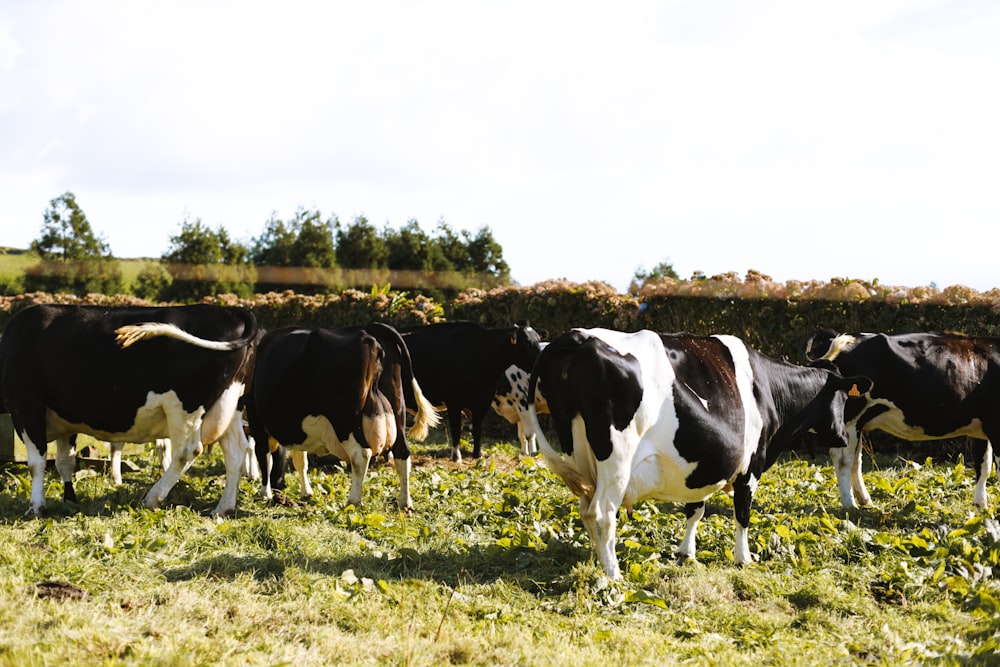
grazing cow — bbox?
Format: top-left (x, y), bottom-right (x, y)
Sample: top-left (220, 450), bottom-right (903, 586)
top-left (526, 327), bottom-right (871, 579)
top-left (401, 321), bottom-right (544, 461)
top-left (804, 329), bottom-right (1000, 510)
top-left (491, 361), bottom-right (549, 456)
top-left (245, 322), bottom-right (438, 509)
top-left (0, 304), bottom-right (258, 516)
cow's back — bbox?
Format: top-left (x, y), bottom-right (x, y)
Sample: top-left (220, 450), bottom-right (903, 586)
top-left (1, 304), bottom-right (257, 442)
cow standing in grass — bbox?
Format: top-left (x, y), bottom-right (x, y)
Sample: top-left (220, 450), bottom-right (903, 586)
top-left (246, 322), bottom-right (438, 509)
top-left (0, 304), bottom-right (259, 516)
top-left (401, 320), bottom-right (543, 461)
top-left (805, 329), bottom-right (1000, 509)
top-left (526, 327), bottom-right (872, 579)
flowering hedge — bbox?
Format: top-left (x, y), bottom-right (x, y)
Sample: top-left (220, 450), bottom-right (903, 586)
top-left (3, 273), bottom-right (1000, 365)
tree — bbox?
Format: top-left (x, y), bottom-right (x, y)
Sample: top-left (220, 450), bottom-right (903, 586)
top-left (251, 208), bottom-right (338, 293)
top-left (465, 226), bottom-right (510, 284)
top-left (289, 209), bottom-right (337, 268)
top-left (434, 221), bottom-right (469, 272)
top-left (25, 191), bottom-right (123, 295)
top-left (159, 216), bottom-right (253, 302)
top-left (336, 215), bottom-right (388, 269)
top-left (385, 218), bottom-right (451, 272)
top-left (250, 213), bottom-right (297, 267)
top-left (630, 259), bottom-right (680, 293)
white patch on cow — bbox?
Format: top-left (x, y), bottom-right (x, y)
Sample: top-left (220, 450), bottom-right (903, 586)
top-left (298, 414), bottom-right (348, 458)
top-left (864, 399), bottom-right (985, 441)
top-left (683, 382), bottom-right (709, 410)
top-left (201, 382), bottom-right (245, 444)
top-left (714, 335), bottom-right (764, 478)
top-left (44, 389), bottom-right (202, 445)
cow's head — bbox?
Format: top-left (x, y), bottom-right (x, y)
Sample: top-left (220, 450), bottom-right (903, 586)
top-left (807, 362), bottom-right (874, 449)
top-left (766, 362), bottom-right (873, 469)
top-left (508, 320), bottom-right (544, 369)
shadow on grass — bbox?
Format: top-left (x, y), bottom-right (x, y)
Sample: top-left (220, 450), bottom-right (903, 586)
top-left (159, 537), bottom-right (596, 598)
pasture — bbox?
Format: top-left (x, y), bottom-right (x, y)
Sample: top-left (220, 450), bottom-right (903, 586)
top-left (0, 434), bottom-right (997, 665)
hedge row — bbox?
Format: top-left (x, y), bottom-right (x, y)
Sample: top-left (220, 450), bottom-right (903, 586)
top-left (3, 278), bottom-right (1000, 367)
top-left (2, 277), bottom-right (998, 455)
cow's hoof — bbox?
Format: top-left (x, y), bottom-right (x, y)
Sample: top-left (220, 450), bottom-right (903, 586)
top-left (142, 495), bottom-right (163, 510)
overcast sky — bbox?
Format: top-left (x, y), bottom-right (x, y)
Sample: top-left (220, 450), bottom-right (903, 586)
top-left (2, 1), bottom-right (998, 293)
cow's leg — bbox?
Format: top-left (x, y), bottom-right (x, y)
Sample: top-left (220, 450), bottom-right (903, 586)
top-left (292, 450), bottom-right (312, 497)
top-left (54, 436), bottom-right (78, 504)
top-left (586, 465), bottom-right (629, 580)
top-left (971, 438), bottom-right (993, 509)
top-left (470, 415), bottom-right (485, 459)
top-left (830, 426), bottom-right (869, 509)
top-left (829, 446), bottom-right (855, 509)
top-left (447, 409), bottom-right (463, 462)
top-left (256, 439), bottom-right (284, 500)
top-left (143, 431), bottom-right (204, 510)
top-left (211, 415), bottom-right (251, 516)
top-left (341, 437), bottom-right (372, 507)
top-left (155, 438), bottom-right (172, 471)
top-left (394, 456), bottom-right (412, 510)
top-left (259, 446), bottom-right (274, 500)
top-left (109, 441), bottom-right (124, 485)
top-left (731, 472), bottom-right (759, 566)
top-left (850, 433), bottom-right (872, 505)
top-left (390, 411), bottom-right (412, 510)
top-left (242, 437), bottom-right (261, 481)
top-left (23, 435), bottom-right (48, 516)
top-left (516, 420), bottom-right (537, 456)
top-left (678, 502), bottom-right (705, 562)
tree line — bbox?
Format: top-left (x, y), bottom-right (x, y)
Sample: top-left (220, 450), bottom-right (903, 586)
top-left (15, 192), bottom-right (512, 301)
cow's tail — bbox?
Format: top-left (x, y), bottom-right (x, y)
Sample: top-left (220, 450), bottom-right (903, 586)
top-left (115, 308), bottom-right (259, 352)
top-left (528, 406), bottom-right (595, 498)
top-left (527, 346), bottom-right (596, 497)
top-left (366, 322), bottom-right (440, 441)
top-left (359, 333), bottom-right (381, 414)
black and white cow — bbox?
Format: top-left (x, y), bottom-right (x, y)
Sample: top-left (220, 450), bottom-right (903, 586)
top-left (401, 321), bottom-right (543, 461)
top-left (526, 327), bottom-right (871, 579)
top-left (804, 329), bottom-right (1000, 510)
top-left (491, 360), bottom-right (549, 456)
top-left (0, 304), bottom-right (259, 516)
top-left (245, 322), bottom-right (438, 509)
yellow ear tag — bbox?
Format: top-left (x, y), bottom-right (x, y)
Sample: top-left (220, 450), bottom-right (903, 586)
top-left (848, 384), bottom-right (861, 397)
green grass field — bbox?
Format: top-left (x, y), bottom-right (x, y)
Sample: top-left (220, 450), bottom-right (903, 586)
top-left (0, 249), bottom-right (156, 293)
top-left (0, 430), bottom-right (997, 666)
